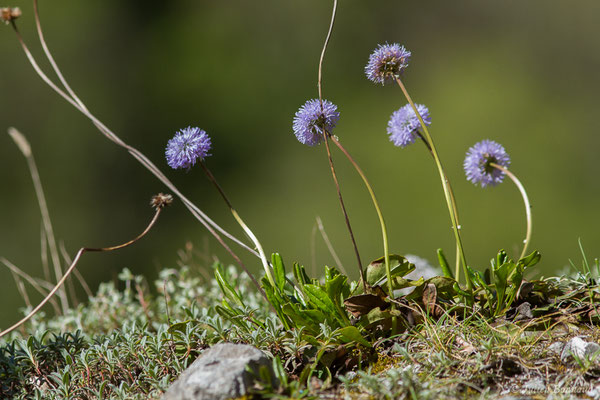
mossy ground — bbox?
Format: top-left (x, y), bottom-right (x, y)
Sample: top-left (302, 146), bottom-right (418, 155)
top-left (1, 255), bottom-right (599, 400)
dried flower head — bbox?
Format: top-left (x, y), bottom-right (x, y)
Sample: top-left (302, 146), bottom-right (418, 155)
top-left (365, 43), bottom-right (411, 85)
top-left (1, 7), bottom-right (21, 24)
top-left (165, 126), bottom-right (212, 170)
top-left (150, 193), bottom-right (173, 210)
top-left (387, 104), bottom-right (431, 148)
top-left (292, 99), bottom-right (340, 146)
top-left (464, 140), bottom-right (511, 187)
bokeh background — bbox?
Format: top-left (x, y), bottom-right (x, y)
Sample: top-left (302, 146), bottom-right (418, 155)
top-left (1, 0), bottom-right (599, 323)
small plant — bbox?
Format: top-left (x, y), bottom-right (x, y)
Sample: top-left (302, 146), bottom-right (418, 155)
top-left (2, 0), bottom-right (600, 398)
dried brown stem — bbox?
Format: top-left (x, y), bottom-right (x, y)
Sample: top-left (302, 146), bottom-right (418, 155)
top-left (59, 240), bottom-right (93, 298)
top-left (10, 18), bottom-right (259, 261)
top-left (0, 201), bottom-right (165, 338)
top-left (8, 127), bottom-right (69, 314)
top-left (0, 258), bottom-right (61, 315)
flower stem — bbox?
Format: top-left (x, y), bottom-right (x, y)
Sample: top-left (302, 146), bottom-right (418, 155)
top-left (199, 162), bottom-right (276, 288)
top-left (315, 0), bottom-right (367, 290)
top-left (395, 77), bottom-right (472, 290)
top-left (322, 135), bottom-right (366, 291)
top-left (490, 163), bottom-right (532, 260)
top-left (329, 137), bottom-right (393, 301)
top-left (416, 132), bottom-right (462, 279)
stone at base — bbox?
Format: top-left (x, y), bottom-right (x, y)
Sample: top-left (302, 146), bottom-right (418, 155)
top-left (162, 343), bottom-right (273, 400)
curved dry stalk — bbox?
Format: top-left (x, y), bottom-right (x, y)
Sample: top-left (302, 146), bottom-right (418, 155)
top-left (59, 240), bottom-right (93, 298)
top-left (8, 127), bottom-right (69, 314)
top-left (0, 199), bottom-right (166, 339)
top-left (10, 271), bottom-right (31, 308)
top-left (9, 19), bottom-right (259, 261)
top-left (0, 257), bottom-right (61, 315)
top-left (40, 224), bottom-right (50, 282)
top-left (317, 0), bottom-right (337, 101)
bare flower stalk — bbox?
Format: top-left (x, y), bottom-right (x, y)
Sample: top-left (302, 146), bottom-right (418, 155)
top-left (8, 14), bottom-right (261, 262)
top-left (8, 127), bottom-right (69, 314)
top-left (0, 195), bottom-right (169, 339)
top-left (490, 162), bottom-right (532, 260)
top-left (316, 0), bottom-right (367, 291)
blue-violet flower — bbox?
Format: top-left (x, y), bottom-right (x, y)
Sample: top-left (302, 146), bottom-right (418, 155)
top-left (166, 126), bottom-right (212, 170)
top-left (365, 43), bottom-right (411, 85)
top-left (292, 99), bottom-right (340, 146)
top-left (464, 140), bottom-right (511, 187)
top-left (387, 104), bottom-right (431, 148)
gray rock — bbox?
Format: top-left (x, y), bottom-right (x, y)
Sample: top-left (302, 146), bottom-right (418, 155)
top-left (547, 341), bottom-right (564, 356)
top-left (162, 343), bottom-right (274, 400)
top-left (560, 336), bottom-right (600, 362)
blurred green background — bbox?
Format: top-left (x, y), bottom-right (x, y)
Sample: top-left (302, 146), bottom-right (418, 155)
top-left (1, 0), bottom-right (599, 323)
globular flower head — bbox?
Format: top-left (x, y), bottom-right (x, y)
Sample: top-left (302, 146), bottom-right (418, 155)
top-left (165, 126), bottom-right (212, 170)
top-left (387, 104), bottom-right (431, 148)
top-left (365, 43), bottom-right (411, 85)
top-left (292, 99), bottom-right (340, 146)
top-left (464, 140), bottom-right (511, 187)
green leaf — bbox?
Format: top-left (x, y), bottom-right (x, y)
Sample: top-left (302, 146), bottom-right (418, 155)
top-left (271, 253), bottom-right (286, 292)
top-left (326, 274), bottom-right (348, 307)
top-left (437, 248), bottom-right (454, 279)
top-left (466, 265), bottom-right (487, 289)
top-left (325, 266), bottom-right (340, 281)
top-left (167, 320), bottom-right (192, 334)
top-left (334, 326), bottom-right (371, 347)
top-left (390, 276), bottom-right (424, 291)
top-left (282, 304), bottom-right (319, 333)
top-left (293, 262), bottom-right (311, 286)
top-left (406, 276), bottom-right (456, 301)
top-left (304, 284), bottom-right (337, 314)
top-left (366, 255), bottom-right (415, 287)
top-left (262, 276), bottom-right (292, 330)
top-left (303, 284), bottom-right (345, 326)
top-left (493, 250), bottom-right (509, 269)
top-left (518, 250), bottom-right (541, 269)
top-left (215, 268), bottom-right (244, 307)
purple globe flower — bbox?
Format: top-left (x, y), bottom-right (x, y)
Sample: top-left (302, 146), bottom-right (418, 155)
top-left (365, 43), bottom-right (411, 85)
top-left (464, 140), bottom-right (511, 187)
top-left (387, 104), bottom-right (431, 148)
top-left (165, 126), bottom-right (212, 170)
top-left (292, 99), bottom-right (340, 146)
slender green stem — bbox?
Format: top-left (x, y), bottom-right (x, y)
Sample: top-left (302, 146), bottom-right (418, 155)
top-left (329, 137), bottom-right (392, 299)
top-left (490, 163), bottom-right (532, 260)
top-left (416, 132), bottom-right (462, 280)
top-left (395, 77), bottom-right (472, 290)
top-left (199, 162), bottom-right (276, 288)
